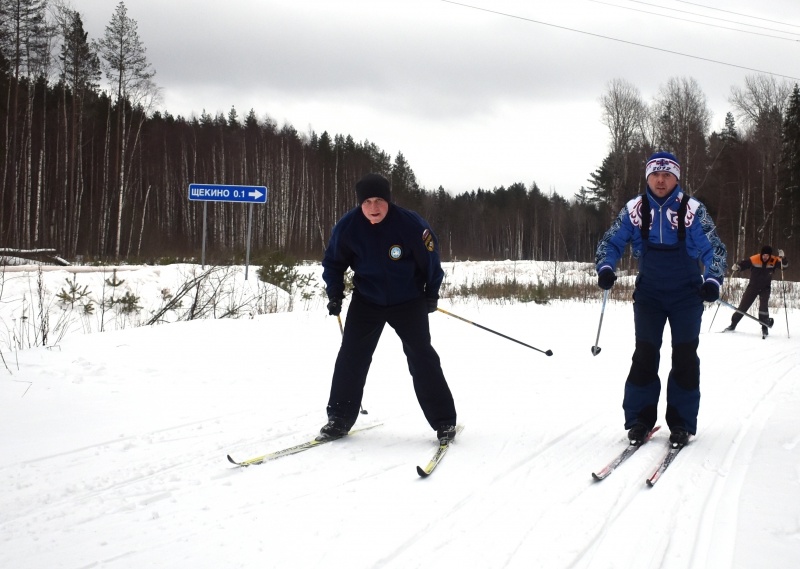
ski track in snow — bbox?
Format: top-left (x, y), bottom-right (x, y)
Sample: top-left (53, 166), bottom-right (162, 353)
top-left (373, 420), bottom-right (601, 568)
top-left (686, 348), bottom-right (796, 569)
top-left (562, 326), bottom-right (800, 569)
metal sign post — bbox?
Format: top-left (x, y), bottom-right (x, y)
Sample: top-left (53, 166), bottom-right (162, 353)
top-left (188, 183), bottom-right (268, 277)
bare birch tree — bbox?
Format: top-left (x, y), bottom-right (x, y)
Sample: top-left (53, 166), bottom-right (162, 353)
top-left (729, 74), bottom-right (792, 247)
top-left (652, 77), bottom-right (711, 194)
top-left (730, 75), bottom-right (792, 131)
top-left (600, 78), bottom-right (647, 214)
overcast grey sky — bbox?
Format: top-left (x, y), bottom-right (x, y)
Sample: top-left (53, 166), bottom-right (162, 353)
top-left (72, 0), bottom-right (800, 197)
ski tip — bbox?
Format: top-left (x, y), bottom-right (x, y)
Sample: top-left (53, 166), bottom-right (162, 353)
top-left (226, 454), bottom-right (240, 465)
top-left (417, 466), bottom-right (431, 478)
top-left (646, 478), bottom-right (656, 487)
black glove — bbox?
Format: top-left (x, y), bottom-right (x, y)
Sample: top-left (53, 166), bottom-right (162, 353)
top-left (597, 268), bottom-right (617, 290)
top-left (426, 298), bottom-right (438, 313)
top-left (699, 281), bottom-right (720, 302)
top-left (327, 298), bottom-right (342, 316)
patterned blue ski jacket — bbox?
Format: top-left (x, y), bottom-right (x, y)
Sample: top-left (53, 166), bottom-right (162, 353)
top-left (322, 204), bottom-right (444, 306)
top-left (595, 187), bottom-right (727, 286)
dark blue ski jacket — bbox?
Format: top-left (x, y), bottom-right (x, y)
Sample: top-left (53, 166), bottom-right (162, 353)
top-left (322, 204), bottom-right (444, 306)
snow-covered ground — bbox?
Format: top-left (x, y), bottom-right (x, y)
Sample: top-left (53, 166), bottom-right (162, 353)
top-left (1, 263), bottom-right (798, 568)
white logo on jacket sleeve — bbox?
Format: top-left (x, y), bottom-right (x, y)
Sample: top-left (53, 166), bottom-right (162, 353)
top-left (628, 197), bottom-right (651, 230)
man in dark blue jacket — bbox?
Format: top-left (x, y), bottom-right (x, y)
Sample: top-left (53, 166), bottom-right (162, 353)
top-left (320, 173), bottom-right (457, 443)
top-left (596, 152), bottom-right (727, 448)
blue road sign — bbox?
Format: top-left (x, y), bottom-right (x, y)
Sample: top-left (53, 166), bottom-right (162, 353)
top-left (188, 183), bottom-right (267, 204)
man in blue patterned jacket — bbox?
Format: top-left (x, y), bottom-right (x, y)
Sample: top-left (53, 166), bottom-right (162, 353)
top-left (595, 152), bottom-right (727, 448)
top-left (320, 173), bottom-right (457, 444)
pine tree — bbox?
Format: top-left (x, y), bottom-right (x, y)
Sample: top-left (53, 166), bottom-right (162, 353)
top-left (0, 0), bottom-right (48, 246)
top-left (57, 8), bottom-right (101, 256)
top-left (391, 151), bottom-right (419, 206)
top-left (96, 1), bottom-right (156, 258)
top-left (587, 154), bottom-right (616, 215)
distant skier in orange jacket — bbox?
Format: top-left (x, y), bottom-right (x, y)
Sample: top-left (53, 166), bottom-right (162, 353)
top-left (724, 245), bottom-right (788, 336)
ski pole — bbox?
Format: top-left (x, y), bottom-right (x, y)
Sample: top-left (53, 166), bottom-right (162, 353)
top-left (336, 314), bottom-right (368, 415)
top-left (780, 263), bottom-right (790, 338)
top-left (436, 307), bottom-right (553, 356)
top-left (716, 298), bottom-right (774, 328)
top-left (708, 299), bottom-right (721, 332)
top-left (591, 289), bottom-right (608, 356)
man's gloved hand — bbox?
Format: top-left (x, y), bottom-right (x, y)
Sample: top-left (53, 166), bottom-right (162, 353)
top-left (731, 263), bottom-right (740, 272)
top-left (426, 298), bottom-right (438, 313)
top-left (778, 249), bottom-right (784, 257)
top-left (699, 281), bottom-right (720, 302)
top-left (327, 298), bottom-right (342, 316)
top-left (597, 268), bottom-right (617, 290)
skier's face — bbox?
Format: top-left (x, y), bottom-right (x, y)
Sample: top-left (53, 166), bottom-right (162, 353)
top-left (647, 171), bottom-right (678, 198)
top-left (361, 197), bottom-right (389, 224)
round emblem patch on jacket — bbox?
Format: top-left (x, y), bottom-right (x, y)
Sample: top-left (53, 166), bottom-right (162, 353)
top-left (389, 245), bottom-right (403, 260)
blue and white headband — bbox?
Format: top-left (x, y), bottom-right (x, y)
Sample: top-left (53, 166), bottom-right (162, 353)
top-left (645, 152), bottom-right (680, 180)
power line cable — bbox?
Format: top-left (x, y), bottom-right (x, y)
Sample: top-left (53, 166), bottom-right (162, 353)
top-left (674, 0), bottom-right (800, 29)
top-left (627, 0), bottom-right (800, 36)
top-left (590, 0), bottom-right (799, 42)
top-left (439, 0), bottom-right (800, 81)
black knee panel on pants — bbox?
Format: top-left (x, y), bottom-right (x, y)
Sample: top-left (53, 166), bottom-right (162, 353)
top-left (671, 340), bottom-right (700, 390)
top-left (627, 340), bottom-right (660, 387)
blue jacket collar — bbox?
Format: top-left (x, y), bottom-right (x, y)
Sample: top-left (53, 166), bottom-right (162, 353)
top-left (645, 185), bottom-right (682, 207)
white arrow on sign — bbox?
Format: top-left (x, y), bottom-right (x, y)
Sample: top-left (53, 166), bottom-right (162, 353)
top-left (249, 189), bottom-right (264, 200)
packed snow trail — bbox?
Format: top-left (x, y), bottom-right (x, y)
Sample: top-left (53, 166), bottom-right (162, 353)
top-left (1, 287), bottom-right (798, 569)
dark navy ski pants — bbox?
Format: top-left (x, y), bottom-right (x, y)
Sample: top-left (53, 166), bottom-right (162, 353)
top-left (327, 293), bottom-right (456, 430)
top-left (624, 244), bottom-right (704, 434)
top-left (730, 281), bottom-right (771, 328)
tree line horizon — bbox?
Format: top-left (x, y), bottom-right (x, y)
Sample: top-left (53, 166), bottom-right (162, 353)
top-left (1, 1), bottom-right (798, 279)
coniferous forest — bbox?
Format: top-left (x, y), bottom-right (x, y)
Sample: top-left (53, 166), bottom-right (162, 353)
top-left (1, 1), bottom-right (798, 276)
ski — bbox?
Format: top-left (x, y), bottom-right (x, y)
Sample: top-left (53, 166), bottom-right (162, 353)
top-left (227, 423), bottom-right (382, 467)
top-left (646, 442), bottom-right (686, 486)
top-left (591, 426), bottom-right (661, 481)
top-left (417, 425), bottom-right (464, 478)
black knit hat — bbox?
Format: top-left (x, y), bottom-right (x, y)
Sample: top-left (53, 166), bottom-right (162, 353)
top-left (761, 245), bottom-right (773, 256)
top-left (355, 173), bottom-right (391, 204)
